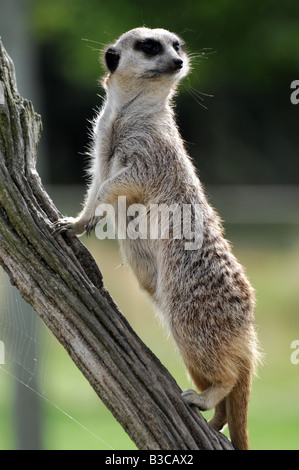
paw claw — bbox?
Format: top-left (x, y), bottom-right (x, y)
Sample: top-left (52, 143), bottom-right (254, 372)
top-left (85, 216), bottom-right (100, 237)
top-left (52, 217), bottom-right (83, 237)
top-left (52, 219), bottom-right (68, 236)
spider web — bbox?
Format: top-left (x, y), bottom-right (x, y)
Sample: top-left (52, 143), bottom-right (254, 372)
top-left (0, 268), bottom-right (113, 450)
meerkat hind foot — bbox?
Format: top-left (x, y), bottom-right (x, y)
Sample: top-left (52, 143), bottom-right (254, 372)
top-left (182, 384), bottom-right (231, 413)
top-left (181, 389), bottom-right (210, 411)
top-left (208, 416), bottom-right (227, 432)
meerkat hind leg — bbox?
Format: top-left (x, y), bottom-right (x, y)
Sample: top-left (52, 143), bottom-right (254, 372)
top-left (208, 398), bottom-right (227, 431)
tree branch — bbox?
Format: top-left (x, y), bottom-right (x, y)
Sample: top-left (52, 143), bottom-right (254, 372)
top-left (0, 39), bottom-right (233, 450)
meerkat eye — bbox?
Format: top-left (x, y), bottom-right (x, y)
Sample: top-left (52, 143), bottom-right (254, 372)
top-left (173, 42), bottom-right (180, 52)
top-left (135, 39), bottom-right (163, 56)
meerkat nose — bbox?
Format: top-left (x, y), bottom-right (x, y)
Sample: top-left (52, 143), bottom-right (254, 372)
top-left (173, 58), bottom-right (183, 70)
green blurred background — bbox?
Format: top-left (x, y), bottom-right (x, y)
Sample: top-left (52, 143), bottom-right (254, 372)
top-left (0, 0), bottom-right (299, 450)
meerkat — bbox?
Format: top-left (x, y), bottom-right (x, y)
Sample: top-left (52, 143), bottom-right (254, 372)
top-left (54, 27), bottom-right (260, 450)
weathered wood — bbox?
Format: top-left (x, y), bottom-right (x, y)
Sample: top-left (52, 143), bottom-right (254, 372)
top-left (0, 39), bottom-right (233, 450)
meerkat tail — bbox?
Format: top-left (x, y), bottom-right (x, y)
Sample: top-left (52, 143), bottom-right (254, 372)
top-left (226, 368), bottom-right (252, 450)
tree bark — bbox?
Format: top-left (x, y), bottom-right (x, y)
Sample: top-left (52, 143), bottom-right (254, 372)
top-left (0, 39), bottom-right (233, 450)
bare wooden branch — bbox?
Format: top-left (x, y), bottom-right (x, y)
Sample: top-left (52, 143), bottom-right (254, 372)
top-left (0, 39), bottom-right (233, 450)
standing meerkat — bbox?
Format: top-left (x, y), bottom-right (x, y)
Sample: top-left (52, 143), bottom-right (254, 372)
top-left (54, 27), bottom-right (260, 450)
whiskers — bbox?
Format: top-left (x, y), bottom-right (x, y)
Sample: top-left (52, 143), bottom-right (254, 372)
top-left (188, 47), bottom-right (217, 63)
top-left (82, 37), bottom-right (107, 54)
top-left (183, 78), bottom-right (214, 109)
top-left (184, 48), bottom-right (216, 109)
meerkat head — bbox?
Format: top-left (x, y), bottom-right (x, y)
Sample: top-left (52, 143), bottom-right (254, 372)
top-left (102, 27), bottom-right (189, 92)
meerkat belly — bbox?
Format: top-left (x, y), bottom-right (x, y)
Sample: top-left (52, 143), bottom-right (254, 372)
top-left (119, 238), bottom-right (158, 296)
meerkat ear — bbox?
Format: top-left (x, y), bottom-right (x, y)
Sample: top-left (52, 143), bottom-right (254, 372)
top-left (105, 48), bottom-right (120, 73)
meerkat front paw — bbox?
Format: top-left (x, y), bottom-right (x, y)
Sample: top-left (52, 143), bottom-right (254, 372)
top-left (181, 389), bottom-right (209, 411)
top-left (52, 217), bottom-right (86, 237)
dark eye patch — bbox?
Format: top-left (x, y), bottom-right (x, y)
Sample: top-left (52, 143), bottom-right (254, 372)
top-left (134, 39), bottom-right (163, 56)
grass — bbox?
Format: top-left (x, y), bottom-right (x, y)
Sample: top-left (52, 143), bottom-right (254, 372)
top-left (0, 222), bottom-right (299, 449)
